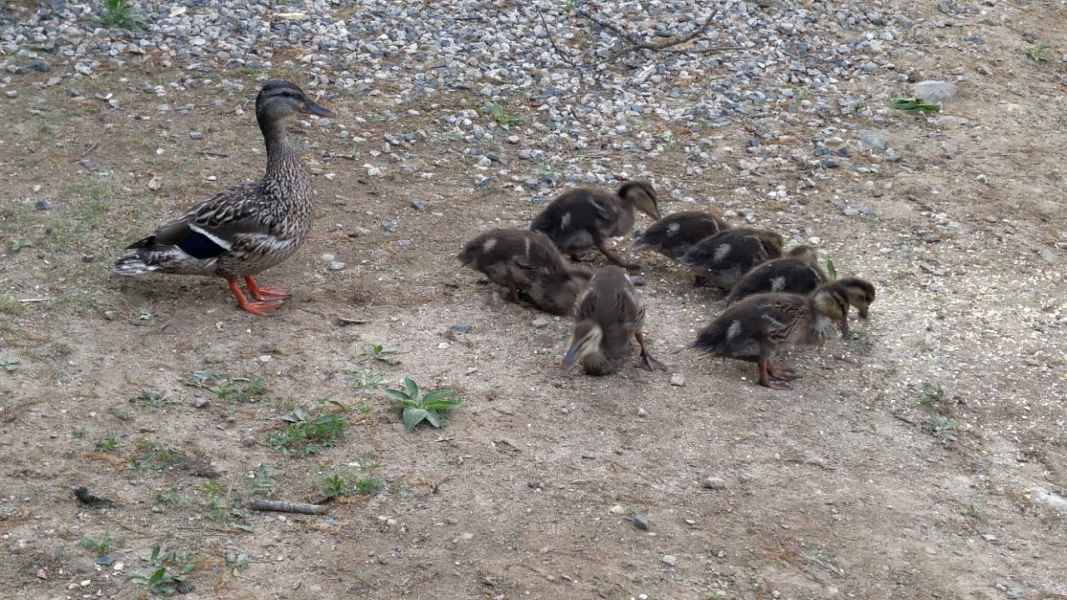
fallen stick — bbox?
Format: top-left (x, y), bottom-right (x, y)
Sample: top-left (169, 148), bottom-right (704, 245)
top-left (249, 499), bottom-right (327, 515)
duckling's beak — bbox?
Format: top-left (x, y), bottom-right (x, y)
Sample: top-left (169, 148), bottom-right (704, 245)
top-left (301, 99), bottom-right (335, 118)
top-left (562, 342), bottom-right (582, 369)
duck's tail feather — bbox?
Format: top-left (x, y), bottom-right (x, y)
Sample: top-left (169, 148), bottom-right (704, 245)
top-left (112, 237), bottom-right (210, 277)
top-left (112, 253), bottom-right (161, 277)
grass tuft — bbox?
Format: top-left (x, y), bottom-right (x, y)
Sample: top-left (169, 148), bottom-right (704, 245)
top-left (268, 413), bottom-right (347, 456)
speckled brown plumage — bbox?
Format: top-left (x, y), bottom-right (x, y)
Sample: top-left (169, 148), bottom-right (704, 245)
top-left (530, 181), bottom-right (660, 270)
top-left (634, 210), bottom-right (730, 261)
top-left (458, 228), bottom-right (591, 315)
top-left (112, 80), bottom-right (334, 315)
top-left (562, 266), bottom-right (665, 375)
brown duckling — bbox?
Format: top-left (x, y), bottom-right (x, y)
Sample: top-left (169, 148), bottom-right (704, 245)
top-left (530, 181), bottom-right (660, 270)
top-left (458, 228), bottom-right (591, 315)
top-left (725, 245), bottom-right (827, 304)
top-left (679, 227), bottom-right (784, 289)
top-left (835, 277), bottom-right (877, 335)
top-left (693, 281), bottom-right (851, 389)
top-left (562, 266), bottom-right (665, 376)
top-left (633, 210), bottom-right (730, 261)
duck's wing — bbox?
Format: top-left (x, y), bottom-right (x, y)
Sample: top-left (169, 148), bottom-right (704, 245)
top-left (135, 183), bottom-right (267, 259)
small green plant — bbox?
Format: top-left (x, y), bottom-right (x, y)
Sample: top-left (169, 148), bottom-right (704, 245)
top-left (364, 344), bottom-right (401, 366)
top-left (188, 371), bottom-right (268, 403)
top-left (155, 486), bottom-right (184, 506)
top-left (129, 544), bottom-right (195, 596)
top-left (72, 428), bottom-right (87, 440)
top-left (79, 532), bottom-right (114, 557)
top-left (890, 97), bottom-right (940, 113)
top-left (131, 440), bottom-right (186, 471)
top-left (212, 376), bottom-right (267, 403)
top-left (917, 382), bottom-right (946, 409)
top-left (321, 473), bottom-right (350, 499)
top-left (131, 390), bottom-right (172, 409)
top-left (924, 415), bottom-right (959, 442)
top-left (199, 481), bottom-right (230, 522)
top-left (101, 0), bottom-right (143, 30)
top-left (250, 464), bottom-right (275, 497)
top-left (0, 295), bottom-right (24, 315)
top-left (825, 257), bottom-right (838, 280)
top-left (1026, 43), bottom-right (1051, 64)
top-left (0, 359), bottom-right (18, 372)
top-left (348, 368), bottom-right (385, 391)
top-left (487, 103), bottom-right (522, 127)
top-left (384, 377), bottom-right (463, 432)
top-left (268, 413), bottom-right (347, 456)
top-left (95, 435), bottom-right (120, 452)
top-left (355, 476), bottom-right (384, 495)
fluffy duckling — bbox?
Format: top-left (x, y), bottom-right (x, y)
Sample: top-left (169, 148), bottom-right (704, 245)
top-left (562, 266), bottom-right (665, 375)
top-left (693, 281), bottom-right (851, 389)
top-left (458, 228), bottom-right (591, 315)
top-left (633, 210), bottom-right (730, 261)
top-left (530, 181), bottom-right (660, 270)
top-left (725, 245), bottom-right (827, 304)
top-left (679, 228), bottom-right (784, 289)
top-left (835, 277), bottom-right (877, 335)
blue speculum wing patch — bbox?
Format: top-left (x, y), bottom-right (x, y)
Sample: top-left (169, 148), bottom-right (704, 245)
top-left (176, 229), bottom-right (228, 259)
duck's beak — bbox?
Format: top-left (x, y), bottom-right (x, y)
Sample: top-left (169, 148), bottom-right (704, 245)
top-left (562, 342), bottom-right (581, 369)
top-left (302, 99), bottom-right (335, 118)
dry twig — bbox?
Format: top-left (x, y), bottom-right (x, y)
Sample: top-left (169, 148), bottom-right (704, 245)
top-left (249, 498), bottom-right (328, 515)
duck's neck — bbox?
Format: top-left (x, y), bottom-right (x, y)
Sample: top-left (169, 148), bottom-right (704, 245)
top-left (259, 117), bottom-right (306, 186)
top-left (581, 349), bottom-right (620, 376)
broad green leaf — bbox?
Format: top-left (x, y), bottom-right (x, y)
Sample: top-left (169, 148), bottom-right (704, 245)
top-left (383, 388), bottom-right (412, 403)
top-left (422, 388), bottom-right (456, 403)
top-left (424, 411), bottom-right (442, 428)
top-left (402, 407), bottom-right (429, 432)
top-left (403, 377), bottom-right (419, 399)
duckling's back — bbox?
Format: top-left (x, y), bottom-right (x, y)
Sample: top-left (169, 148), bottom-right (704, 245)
top-left (530, 189), bottom-right (622, 251)
top-left (635, 211), bottom-right (728, 260)
top-left (726, 256), bottom-right (827, 304)
top-left (576, 266), bottom-right (642, 356)
top-left (681, 228), bottom-right (784, 289)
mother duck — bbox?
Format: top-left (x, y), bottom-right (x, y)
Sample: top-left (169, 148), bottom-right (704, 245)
top-left (112, 80), bottom-right (334, 315)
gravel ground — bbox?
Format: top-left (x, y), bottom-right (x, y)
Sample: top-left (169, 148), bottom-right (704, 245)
top-left (1, 1), bottom-right (1066, 599)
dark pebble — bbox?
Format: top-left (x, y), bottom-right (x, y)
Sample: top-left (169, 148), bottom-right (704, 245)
top-left (449, 324), bottom-right (473, 334)
top-left (35, 199), bottom-right (52, 211)
top-left (28, 59), bottom-right (50, 73)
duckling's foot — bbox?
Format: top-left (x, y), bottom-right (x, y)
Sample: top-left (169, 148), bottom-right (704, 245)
top-left (245, 276), bottom-right (290, 301)
top-left (640, 352), bottom-right (667, 372)
top-left (767, 363), bottom-right (797, 381)
top-left (757, 358), bottom-right (792, 389)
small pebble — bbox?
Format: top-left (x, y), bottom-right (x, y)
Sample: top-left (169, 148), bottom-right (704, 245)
top-left (632, 512), bottom-right (650, 530)
top-left (661, 555), bottom-right (678, 567)
top-left (531, 317), bottom-right (549, 328)
top-left (327, 260), bottom-right (346, 271)
top-left (4, 90), bottom-right (17, 99)
top-left (669, 373), bottom-right (685, 387)
top-left (191, 397), bottom-right (209, 409)
top-left (702, 477), bottom-right (727, 490)
top-left (189, 130), bottom-right (204, 140)
top-left (609, 504), bottom-right (625, 515)
top-left (637, 407), bottom-right (648, 417)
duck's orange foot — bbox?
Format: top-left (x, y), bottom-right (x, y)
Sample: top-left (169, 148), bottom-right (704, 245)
top-left (245, 276), bottom-right (290, 301)
top-left (228, 278), bottom-right (283, 317)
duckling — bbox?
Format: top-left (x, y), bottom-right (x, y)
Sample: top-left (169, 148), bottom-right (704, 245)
top-left (530, 181), bottom-right (660, 270)
top-left (562, 266), bottom-right (665, 375)
top-left (834, 277), bottom-right (877, 336)
top-left (633, 210), bottom-right (730, 261)
top-left (694, 281), bottom-right (854, 389)
top-left (458, 228), bottom-right (591, 315)
top-left (725, 245), bottom-right (827, 305)
top-left (112, 80), bottom-right (334, 316)
top-left (679, 227), bottom-right (784, 290)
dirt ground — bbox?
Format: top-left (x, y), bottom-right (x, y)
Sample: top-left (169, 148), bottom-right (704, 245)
top-left (2, 3), bottom-right (1067, 600)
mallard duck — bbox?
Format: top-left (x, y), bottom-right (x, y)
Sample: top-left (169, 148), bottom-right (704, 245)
top-left (633, 209), bottom-right (730, 261)
top-left (112, 80), bottom-right (334, 316)
top-left (725, 245), bottom-right (827, 304)
top-left (679, 227), bottom-right (784, 289)
top-left (562, 266), bottom-right (665, 375)
top-left (835, 277), bottom-right (877, 335)
top-left (693, 281), bottom-right (852, 389)
top-left (530, 181), bottom-right (660, 270)
top-left (458, 228), bottom-right (591, 315)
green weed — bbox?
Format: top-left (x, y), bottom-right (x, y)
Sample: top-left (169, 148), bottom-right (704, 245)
top-left (890, 97), bottom-right (940, 113)
top-left (131, 440), bottom-right (187, 472)
top-left (1026, 43), bottom-right (1051, 64)
top-left (95, 435), bottom-right (120, 452)
top-left (129, 544), bottom-right (195, 596)
top-left (0, 295), bottom-right (24, 315)
top-left (348, 367), bottom-right (385, 391)
top-left (384, 377), bottom-right (463, 432)
top-left (101, 0), bottom-right (143, 30)
top-left (487, 103), bottom-right (522, 127)
top-left (268, 413), bottom-right (347, 456)
top-left (79, 532), bottom-right (115, 557)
